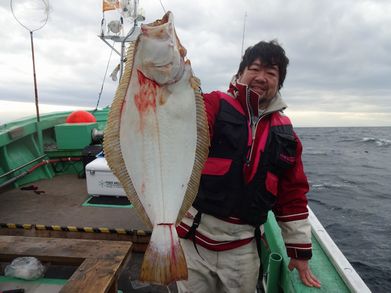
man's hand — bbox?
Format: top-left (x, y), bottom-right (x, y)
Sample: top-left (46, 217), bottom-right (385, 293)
top-left (288, 258), bottom-right (321, 288)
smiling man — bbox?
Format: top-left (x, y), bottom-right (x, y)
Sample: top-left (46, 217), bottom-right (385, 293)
top-left (177, 40), bottom-right (321, 292)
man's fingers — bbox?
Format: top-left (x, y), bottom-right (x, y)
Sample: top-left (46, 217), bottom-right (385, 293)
top-left (288, 258), bottom-right (321, 288)
top-left (307, 270), bottom-right (321, 288)
top-left (299, 269), bottom-right (321, 288)
top-left (299, 270), bottom-right (313, 287)
top-left (302, 270), bottom-right (321, 288)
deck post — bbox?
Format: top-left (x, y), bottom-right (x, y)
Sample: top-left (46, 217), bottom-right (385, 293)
top-left (266, 252), bottom-right (282, 293)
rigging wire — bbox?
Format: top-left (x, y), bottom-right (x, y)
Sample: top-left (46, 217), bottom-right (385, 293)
top-left (158, 0), bottom-right (167, 13)
top-left (95, 41), bottom-right (115, 111)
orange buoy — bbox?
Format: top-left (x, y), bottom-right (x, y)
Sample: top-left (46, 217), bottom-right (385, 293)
top-left (66, 110), bottom-right (96, 123)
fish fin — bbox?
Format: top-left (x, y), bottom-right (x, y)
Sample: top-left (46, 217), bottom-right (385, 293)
top-left (104, 40), bottom-right (153, 229)
top-left (174, 28), bottom-right (187, 57)
top-left (139, 224), bottom-right (187, 285)
top-left (176, 75), bottom-right (210, 224)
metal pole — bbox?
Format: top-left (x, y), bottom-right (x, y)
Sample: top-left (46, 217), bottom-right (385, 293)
top-left (119, 0), bottom-right (139, 80)
top-left (0, 154), bottom-right (47, 179)
top-left (30, 30), bottom-right (40, 122)
top-left (119, 19), bottom-right (137, 80)
top-left (241, 12), bottom-right (247, 57)
top-left (30, 30), bottom-right (44, 153)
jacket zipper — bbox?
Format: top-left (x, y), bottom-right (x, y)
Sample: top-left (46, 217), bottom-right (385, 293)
top-left (246, 88), bottom-right (259, 166)
top-left (245, 88), bottom-right (268, 166)
top-left (246, 116), bottom-right (263, 166)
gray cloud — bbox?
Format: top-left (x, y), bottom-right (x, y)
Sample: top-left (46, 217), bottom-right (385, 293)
top-left (1, 0), bottom-right (390, 126)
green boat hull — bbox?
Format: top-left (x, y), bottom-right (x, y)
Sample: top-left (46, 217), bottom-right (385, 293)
top-left (0, 109), bottom-right (370, 292)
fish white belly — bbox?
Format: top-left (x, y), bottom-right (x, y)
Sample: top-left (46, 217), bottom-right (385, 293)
top-left (120, 66), bottom-right (197, 225)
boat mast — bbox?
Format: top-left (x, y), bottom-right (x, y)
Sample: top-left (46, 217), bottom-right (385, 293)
top-left (99, 0), bottom-right (145, 81)
top-left (240, 11), bottom-right (247, 57)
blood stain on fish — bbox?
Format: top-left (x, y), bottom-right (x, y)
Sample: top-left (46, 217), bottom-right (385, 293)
top-left (169, 224), bottom-right (177, 263)
top-left (157, 223), bottom-right (177, 263)
top-left (134, 70), bottom-right (160, 131)
top-left (134, 70), bottom-right (158, 112)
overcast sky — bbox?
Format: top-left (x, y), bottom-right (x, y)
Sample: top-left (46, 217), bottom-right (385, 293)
top-left (1, 0), bottom-right (390, 126)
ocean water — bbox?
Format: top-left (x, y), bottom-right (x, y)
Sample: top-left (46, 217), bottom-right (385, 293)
top-left (296, 127), bottom-right (391, 292)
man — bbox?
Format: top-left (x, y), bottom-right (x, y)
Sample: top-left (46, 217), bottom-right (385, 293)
top-left (176, 40), bottom-right (321, 292)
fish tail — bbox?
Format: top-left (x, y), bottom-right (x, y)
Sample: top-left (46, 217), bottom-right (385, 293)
top-left (139, 224), bottom-right (187, 285)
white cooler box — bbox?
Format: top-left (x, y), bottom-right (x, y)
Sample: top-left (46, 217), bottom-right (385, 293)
top-left (85, 157), bottom-right (126, 197)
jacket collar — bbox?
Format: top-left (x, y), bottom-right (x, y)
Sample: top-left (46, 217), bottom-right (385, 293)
top-left (228, 77), bottom-right (287, 119)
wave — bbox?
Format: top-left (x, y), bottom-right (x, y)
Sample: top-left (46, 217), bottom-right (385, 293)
top-left (303, 147), bottom-right (328, 156)
top-left (362, 137), bottom-right (391, 147)
top-left (304, 150), bottom-right (328, 156)
top-left (310, 179), bottom-right (360, 190)
top-left (361, 164), bottom-right (387, 170)
top-left (308, 198), bottom-right (327, 206)
top-left (336, 136), bottom-right (358, 143)
top-left (311, 183), bottom-right (344, 190)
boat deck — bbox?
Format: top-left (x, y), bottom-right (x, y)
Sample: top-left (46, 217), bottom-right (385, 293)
top-left (0, 174), bottom-right (152, 253)
top-left (0, 174), bottom-right (180, 292)
top-left (0, 174), bottom-right (147, 229)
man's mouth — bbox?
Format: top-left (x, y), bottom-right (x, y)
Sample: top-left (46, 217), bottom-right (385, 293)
top-left (251, 86), bottom-right (267, 96)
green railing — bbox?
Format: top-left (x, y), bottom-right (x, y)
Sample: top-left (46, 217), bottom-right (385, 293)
top-left (0, 108), bottom-right (109, 188)
top-left (262, 212), bottom-right (351, 292)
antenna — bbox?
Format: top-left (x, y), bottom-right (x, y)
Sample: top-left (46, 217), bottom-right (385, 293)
top-left (240, 11), bottom-right (247, 57)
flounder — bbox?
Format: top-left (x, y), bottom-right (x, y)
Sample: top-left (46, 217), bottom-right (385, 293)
top-left (104, 11), bottom-right (209, 285)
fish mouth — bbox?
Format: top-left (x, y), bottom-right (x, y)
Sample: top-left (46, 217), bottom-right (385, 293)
top-left (141, 11), bottom-right (187, 58)
top-left (141, 11), bottom-right (172, 32)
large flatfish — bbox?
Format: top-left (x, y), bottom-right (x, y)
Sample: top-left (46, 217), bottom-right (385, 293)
top-left (103, 11), bottom-right (209, 285)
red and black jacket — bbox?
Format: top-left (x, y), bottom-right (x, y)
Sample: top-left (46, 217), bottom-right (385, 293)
top-left (179, 82), bottom-right (312, 259)
top-left (193, 90), bottom-right (298, 227)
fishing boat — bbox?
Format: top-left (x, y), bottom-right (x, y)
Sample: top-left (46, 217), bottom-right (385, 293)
top-left (0, 1), bottom-right (371, 292)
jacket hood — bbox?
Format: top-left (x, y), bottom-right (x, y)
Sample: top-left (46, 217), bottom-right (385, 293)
top-left (228, 77), bottom-right (287, 118)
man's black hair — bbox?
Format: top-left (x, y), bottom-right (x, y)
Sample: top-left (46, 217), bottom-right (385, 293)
top-left (236, 40), bottom-right (289, 89)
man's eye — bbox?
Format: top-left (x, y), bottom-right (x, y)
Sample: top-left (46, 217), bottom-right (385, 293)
top-left (267, 70), bottom-right (277, 76)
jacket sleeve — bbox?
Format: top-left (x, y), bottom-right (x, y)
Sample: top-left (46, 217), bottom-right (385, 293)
top-left (272, 133), bottom-right (312, 259)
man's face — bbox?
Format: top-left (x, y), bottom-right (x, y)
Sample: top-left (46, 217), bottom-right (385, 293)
top-left (237, 58), bottom-right (279, 108)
